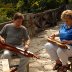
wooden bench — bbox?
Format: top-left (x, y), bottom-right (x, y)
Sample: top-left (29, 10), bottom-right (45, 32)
top-left (68, 57), bottom-right (72, 72)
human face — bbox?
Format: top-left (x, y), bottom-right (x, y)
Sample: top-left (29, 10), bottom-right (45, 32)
top-left (13, 19), bottom-right (23, 28)
top-left (65, 18), bottom-right (72, 26)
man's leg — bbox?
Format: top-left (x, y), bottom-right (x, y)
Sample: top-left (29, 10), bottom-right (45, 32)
top-left (1, 49), bottom-right (12, 66)
top-left (16, 45), bottom-right (30, 72)
top-left (17, 55), bottom-right (29, 72)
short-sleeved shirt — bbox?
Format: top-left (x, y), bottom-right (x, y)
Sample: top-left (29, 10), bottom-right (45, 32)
top-left (59, 23), bottom-right (72, 46)
top-left (0, 23), bottom-right (29, 46)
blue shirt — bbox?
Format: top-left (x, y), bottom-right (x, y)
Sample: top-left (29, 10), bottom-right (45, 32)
top-left (59, 23), bottom-right (72, 46)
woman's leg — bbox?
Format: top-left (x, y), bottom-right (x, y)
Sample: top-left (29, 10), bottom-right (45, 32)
top-left (57, 46), bottom-right (72, 65)
top-left (57, 46), bottom-right (72, 72)
top-left (44, 42), bottom-right (62, 70)
top-left (44, 42), bottom-right (59, 60)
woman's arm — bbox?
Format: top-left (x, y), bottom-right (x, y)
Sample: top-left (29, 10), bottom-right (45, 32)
top-left (61, 40), bottom-right (72, 44)
top-left (50, 32), bottom-right (59, 39)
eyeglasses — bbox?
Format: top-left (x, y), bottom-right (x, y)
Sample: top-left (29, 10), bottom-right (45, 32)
top-left (64, 14), bottom-right (72, 19)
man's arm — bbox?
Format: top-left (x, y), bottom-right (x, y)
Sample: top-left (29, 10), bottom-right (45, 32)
top-left (24, 38), bottom-right (30, 50)
top-left (25, 38), bottom-right (30, 46)
top-left (22, 27), bottom-right (30, 50)
top-left (0, 35), bottom-right (5, 43)
top-left (0, 25), bottom-right (7, 43)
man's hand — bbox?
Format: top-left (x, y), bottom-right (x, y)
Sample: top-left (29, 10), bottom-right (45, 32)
top-left (0, 37), bottom-right (5, 44)
top-left (24, 44), bottom-right (29, 51)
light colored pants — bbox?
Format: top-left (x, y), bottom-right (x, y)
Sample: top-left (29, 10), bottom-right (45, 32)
top-left (0, 45), bottom-right (29, 72)
top-left (44, 42), bottom-right (72, 65)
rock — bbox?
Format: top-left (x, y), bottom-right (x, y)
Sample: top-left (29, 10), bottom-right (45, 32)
top-left (44, 65), bottom-right (53, 70)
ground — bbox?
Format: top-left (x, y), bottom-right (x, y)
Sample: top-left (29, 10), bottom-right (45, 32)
top-left (29, 24), bottom-right (58, 72)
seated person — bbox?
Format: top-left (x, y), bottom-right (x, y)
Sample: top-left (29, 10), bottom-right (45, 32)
top-left (44, 10), bottom-right (72, 72)
top-left (0, 12), bottom-right (30, 72)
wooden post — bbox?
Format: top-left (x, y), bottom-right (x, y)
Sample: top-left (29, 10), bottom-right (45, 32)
top-left (27, 63), bottom-right (29, 72)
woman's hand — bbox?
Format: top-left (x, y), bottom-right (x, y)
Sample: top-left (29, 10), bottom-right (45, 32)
top-left (49, 34), bottom-right (56, 39)
top-left (49, 32), bottom-right (59, 39)
top-left (61, 40), bottom-right (71, 44)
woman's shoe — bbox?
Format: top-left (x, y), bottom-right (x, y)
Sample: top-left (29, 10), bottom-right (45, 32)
top-left (57, 64), bottom-right (70, 72)
top-left (53, 63), bottom-right (62, 70)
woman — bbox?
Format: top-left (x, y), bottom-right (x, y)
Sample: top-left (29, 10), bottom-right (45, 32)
top-left (44, 10), bottom-right (72, 72)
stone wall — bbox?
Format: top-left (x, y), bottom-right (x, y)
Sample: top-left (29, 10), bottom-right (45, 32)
top-left (0, 6), bottom-right (65, 37)
top-left (23, 7), bottom-right (65, 37)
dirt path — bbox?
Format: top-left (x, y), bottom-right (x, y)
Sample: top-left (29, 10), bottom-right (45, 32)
top-left (11, 23), bottom-right (70, 72)
top-left (29, 25), bottom-right (59, 72)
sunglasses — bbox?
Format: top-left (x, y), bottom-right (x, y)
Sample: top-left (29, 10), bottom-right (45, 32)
top-left (64, 14), bottom-right (72, 19)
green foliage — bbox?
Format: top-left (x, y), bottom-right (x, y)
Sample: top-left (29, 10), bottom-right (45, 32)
top-left (0, 15), bottom-right (10, 23)
top-left (17, 0), bottom-right (24, 9)
top-left (0, 8), bottom-right (15, 23)
top-left (0, 0), bottom-right (72, 23)
top-left (69, 0), bottom-right (72, 3)
top-left (6, 8), bottom-right (16, 18)
top-left (0, 8), bottom-right (12, 23)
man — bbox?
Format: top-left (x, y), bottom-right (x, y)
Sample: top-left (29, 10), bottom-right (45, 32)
top-left (0, 12), bottom-right (30, 72)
